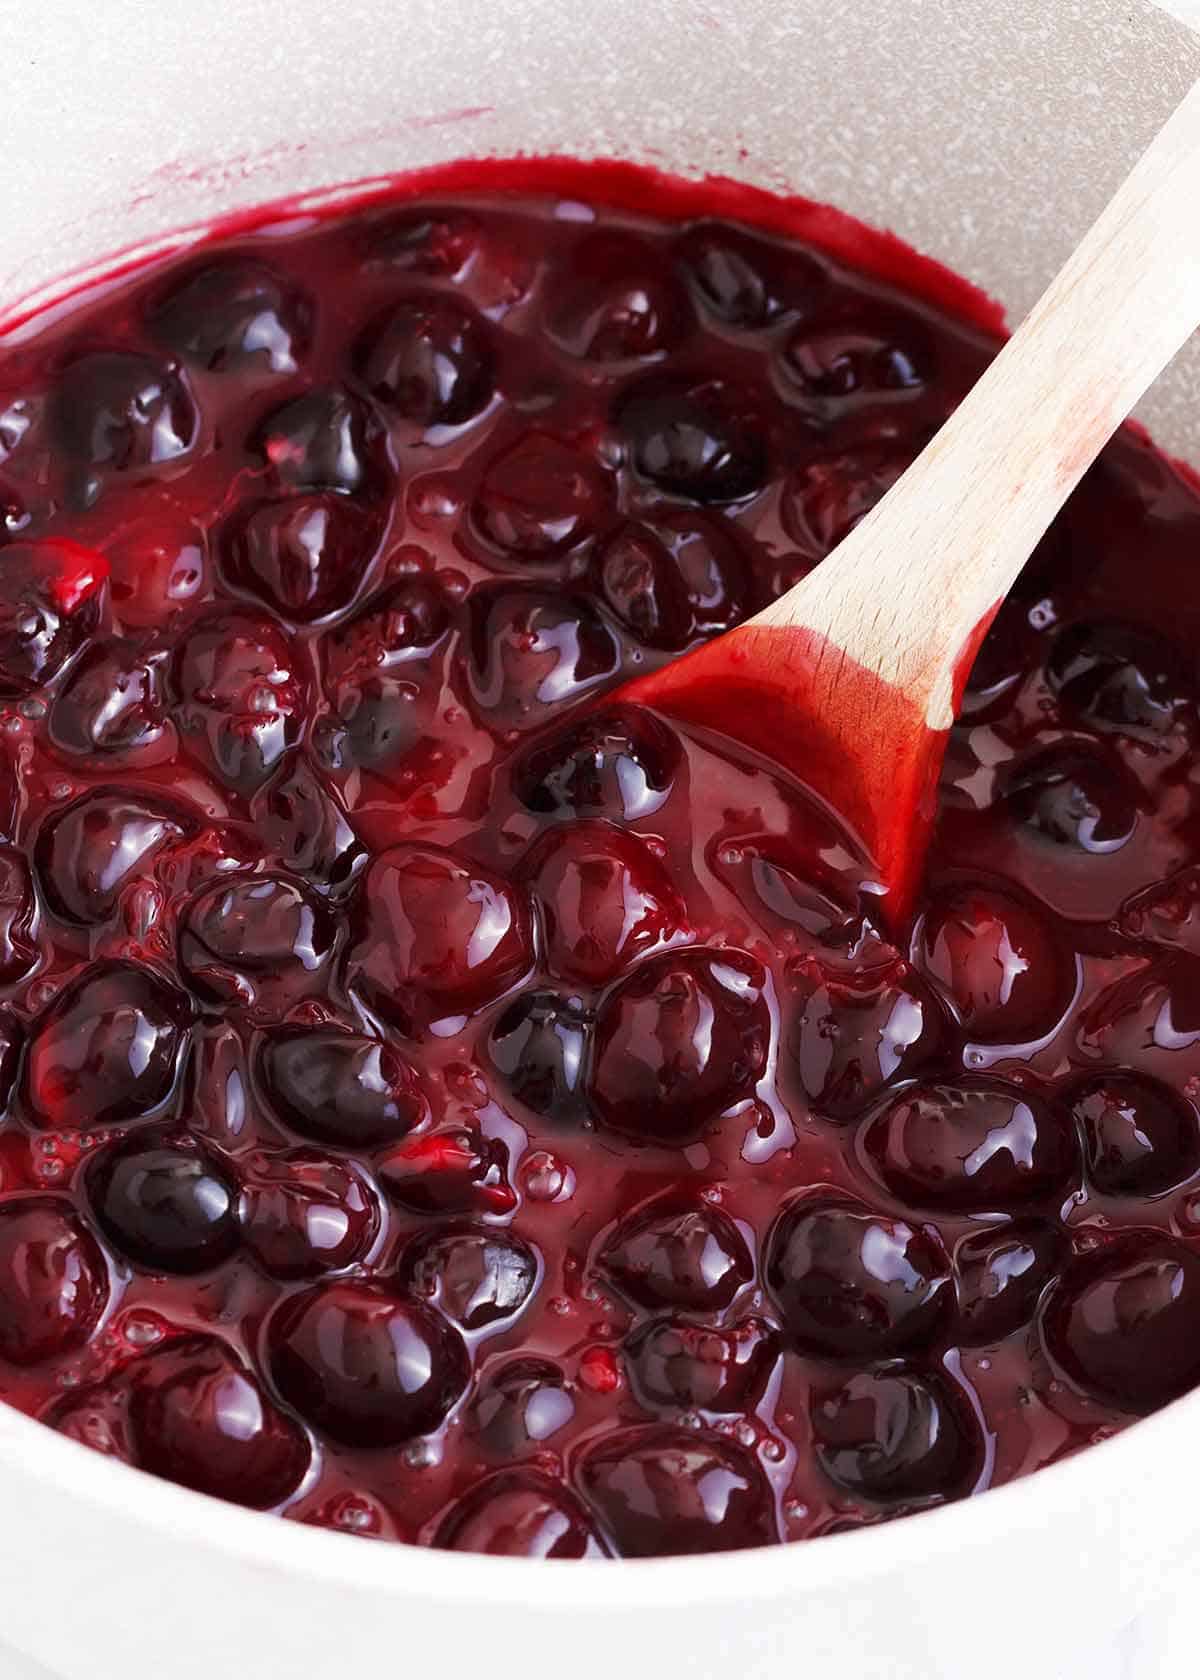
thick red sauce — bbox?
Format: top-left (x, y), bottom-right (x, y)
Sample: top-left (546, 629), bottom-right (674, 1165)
top-left (0, 162), bottom-right (1199, 1558)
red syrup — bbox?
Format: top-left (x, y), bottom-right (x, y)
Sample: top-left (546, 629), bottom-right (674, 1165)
top-left (1, 158), bottom-right (1200, 1557)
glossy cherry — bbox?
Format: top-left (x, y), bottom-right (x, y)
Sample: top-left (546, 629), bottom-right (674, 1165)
top-left (89, 1132), bottom-right (241, 1274)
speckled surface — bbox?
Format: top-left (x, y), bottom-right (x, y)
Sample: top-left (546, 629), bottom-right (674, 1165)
top-left (3, 0), bottom-right (1199, 452)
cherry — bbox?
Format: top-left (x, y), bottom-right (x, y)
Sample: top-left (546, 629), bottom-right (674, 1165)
top-left (48, 639), bottom-right (170, 759)
top-left (1119, 866), bottom-right (1200, 955)
top-left (954, 1219), bottom-right (1065, 1344)
top-left (242, 1148), bottom-right (380, 1278)
top-left (267, 1280), bottom-right (470, 1446)
top-left (781, 314), bottom-right (931, 409)
top-left (1046, 620), bottom-right (1185, 741)
top-left (465, 587), bottom-right (619, 730)
top-left (468, 1355), bottom-right (574, 1456)
top-left (319, 576), bottom-right (449, 769)
top-left (811, 1369), bottom-right (979, 1505)
top-left (256, 759), bottom-right (364, 890)
top-left (913, 883), bottom-right (1075, 1044)
top-left (675, 222), bottom-right (821, 327)
top-left (865, 1079), bottom-right (1079, 1212)
top-left (487, 991), bottom-right (590, 1122)
top-left (178, 872), bottom-right (338, 1012)
top-left (253, 386), bottom-right (377, 497)
top-left (766, 1199), bottom-right (953, 1359)
top-left (1043, 1236), bottom-right (1200, 1412)
top-left (36, 791), bottom-right (190, 926)
top-left (44, 1382), bottom-right (131, 1461)
top-left (789, 967), bottom-right (941, 1119)
top-left (52, 351), bottom-right (197, 474)
top-left (597, 1197), bottom-right (752, 1313)
top-left (172, 611), bottom-right (303, 794)
top-left (0, 1198), bottom-right (108, 1366)
top-left (597, 511), bottom-right (752, 650)
top-left (1005, 745), bottom-right (1139, 854)
top-left (369, 207), bottom-right (480, 276)
top-left (25, 962), bottom-right (189, 1129)
top-left (148, 260), bottom-right (313, 375)
top-left (434, 1469), bottom-right (609, 1558)
top-left (625, 1315), bottom-right (778, 1413)
top-left (222, 494), bottom-right (382, 621)
top-left (513, 705), bottom-right (681, 822)
top-left (470, 433), bottom-right (609, 559)
top-left (1070, 1072), bottom-right (1200, 1196)
top-left (378, 1129), bottom-right (516, 1217)
top-left (128, 1337), bottom-right (309, 1509)
top-left (579, 1423), bottom-right (777, 1556)
top-left (590, 947), bottom-right (770, 1144)
top-left (401, 1224), bottom-right (538, 1334)
top-left (357, 295), bottom-right (493, 425)
top-left (781, 444), bottom-right (913, 559)
top-left (0, 539), bottom-right (107, 695)
top-left (545, 231), bottom-right (690, 360)
top-left (617, 377), bottom-right (767, 504)
top-left (0, 844), bottom-right (36, 981)
top-left (88, 1132), bottom-right (241, 1273)
top-left (526, 821), bottom-right (680, 988)
top-left (259, 1028), bottom-right (427, 1148)
top-left (92, 491), bottom-right (207, 631)
top-left (349, 845), bottom-right (532, 1029)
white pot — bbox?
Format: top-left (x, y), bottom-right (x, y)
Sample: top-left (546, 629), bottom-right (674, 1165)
top-left (3, 3), bottom-right (1200, 1676)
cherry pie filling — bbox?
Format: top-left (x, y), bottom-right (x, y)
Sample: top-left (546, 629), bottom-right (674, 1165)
top-left (1, 160), bottom-right (1199, 1557)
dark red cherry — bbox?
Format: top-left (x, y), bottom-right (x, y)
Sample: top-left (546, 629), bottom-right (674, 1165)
top-left (781, 444), bottom-right (913, 559)
top-left (349, 845), bottom-right (532, 1029)
top-left (487, 991), bottom-right (590, 1122)
top-left (766, 1199), bottom-right (953, 1359)
top-left (545, 231), bottom-right (690, 361)
top-left (1046, 620), bottom-right (1185, 741)
top-left (89, 1132), bottom-right (240, 1273)
top-left (625, 1314), bottom-right (778, 1413)
top-left (0, 1198), bottom-right (108, 1366)
top-left (256, 759), bottom-right (364, 890)
top-left (790, 967), bottom-right (940, 1119)
top-left (865, 1080), bottom-right (1079, 1212)
top-left (44, 1381), bottom-right (132, 1461)
top-left (1043, 1236), bottom-right (1200, 1412)
top-left (468, 1355), bottom-right (574, 1456)
top-left (675, 222), bottom-right (821, 327)
top-left (1071, 1072), bottom-right (1200, 1196)
top-left (465, 588), bottom-right (619, 730)
top-left (36, 791), bottom-right (189, 925)
top-left (0, 844), bottom-right (36, 982)
top-left (0, 539), bottom-right (107, 695)
top-left (590, 948), bottom-right (770, 1144)
top-left (378, 1129), bottom-right (516, 1217)
top-left (954, 1219), bottom-right (1064, 1344)
top-left (1005, 745), bottom-right (1139, 853)
top-left (53, 351), bottom-right (197, 472)
top-left (25, 962), bottom-right (189, 1129)
top-left (178, 873), bottom-right (338, 1012)
top-left (93, 490), bottom-right (207, 630)
top-left (319, 577), bottom-right (449, 769)
top-left (514, 706), bottom-right (681, 822)
top-left (597, 511), bottom-right (752, 650)
top-left (268, 1280), bottom-right (469, 1446)
top-left (617, 377), bottom-right (767, 504)
top-left (242, 1148), bottom-right (380, 1278)
top-left (259, 1028), bottom-right (426, 1148)
top-left (357, 295), bottom-right (493, 425)
top-left (597, 1198), bottom-right (752, 1313)
top-left (579, 1424), bottom-right (776, 1556)
top-left (148, 260), bottom-right (313, 375)
top-left (370, 207), bottom-right (480, 276)
top-left (48, 639), bottom-right (170, 759)
top-left (172, 612), bottom-right (303, 794)
top-left (400, 1225), bottom-right (539, 1332)
top-left (222, 494), bottom-right (382, 621)
top-left (1119, 866), bottom-right (1200, 955)
top-left (128, 1337), bottom-right (309, 1509)
top-left (471, 433), bottom-right (609, 559)
top-left (811, 1369), bottom-right (979, 1504)
top-left (781, 314), bottom-right (931, 408)
top-left (434, 1469), bottom-right (608, 1558)
top-left (913, 883), bottom-right (1075, 1044)
top-left (253, 386), bottom-right (376, 497)
top-left (527, 821), bottom-right (680, 987)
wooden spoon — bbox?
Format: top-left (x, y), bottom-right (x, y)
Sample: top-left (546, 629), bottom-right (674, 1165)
top-left (623, 77), bottom-right (1200, 916)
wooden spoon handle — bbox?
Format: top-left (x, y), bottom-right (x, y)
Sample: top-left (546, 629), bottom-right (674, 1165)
top-left (757, 74), bottom-right (1200, 730)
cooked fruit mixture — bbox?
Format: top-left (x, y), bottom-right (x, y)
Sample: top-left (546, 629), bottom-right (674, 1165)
top-left (1, 160), bottom-right (1200, 1557)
